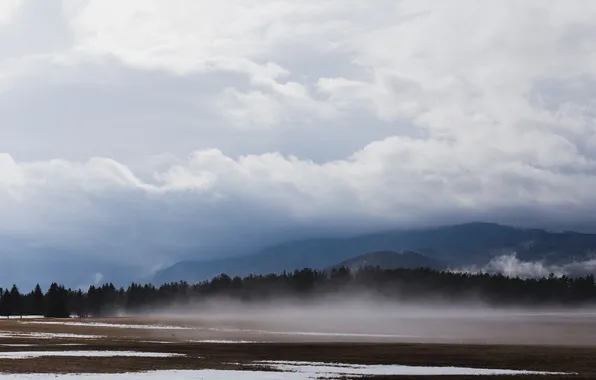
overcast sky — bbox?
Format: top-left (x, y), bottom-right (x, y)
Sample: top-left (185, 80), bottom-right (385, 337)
top-left (1, 0), bottom-right (596, 287)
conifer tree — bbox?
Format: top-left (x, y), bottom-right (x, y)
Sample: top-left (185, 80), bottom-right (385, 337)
top-left (32, 284), bottom-right (44, 316)
top-left (44, 283), bottom-right (69, 318)
top-left (0, 289), bottom-right (10, 318)
top-left (9, 285), bottom-right (21, 318)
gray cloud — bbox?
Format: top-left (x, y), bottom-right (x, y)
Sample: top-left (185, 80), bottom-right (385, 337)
top-left (1, 0), bottom-right (596, 286)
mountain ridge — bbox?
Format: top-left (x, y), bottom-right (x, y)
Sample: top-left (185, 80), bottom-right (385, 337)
top-left (152, 222), bottom-right (596, 284)
top-left (331, 250), bottom-right (447, 271)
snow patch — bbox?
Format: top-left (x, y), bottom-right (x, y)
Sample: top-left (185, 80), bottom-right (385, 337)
top-left (21, 321), bottom-right (192, 330)
top-left (0, 371), bottom-right (306, 379)
top-left (0, 344), bottom-right (84, 347)
top-left (188, 340), bottom-right (260, 344)
top-left (0, 365), bottom-right (568, 379)
top-left (0, 351), bottom-right (185, 359)
top-left (0, 331), bottom-right (103, 339)
top-left (0, 316), bottom-right (44, 320)
top-left (258, 360), bottom-right (568, 377)
top-left (0, 344), bottom-right (36, 347)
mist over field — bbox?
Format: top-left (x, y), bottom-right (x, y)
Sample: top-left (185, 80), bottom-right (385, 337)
top-left (135, 295), bottom-right (596, 346)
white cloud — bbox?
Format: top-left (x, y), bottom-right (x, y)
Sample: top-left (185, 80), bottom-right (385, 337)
top-left (0, 0), bottom-right (21, 25)
top-left (462, 254), bottom-right (596, 279)
top-left (1, 0), bottom-right (596, 285)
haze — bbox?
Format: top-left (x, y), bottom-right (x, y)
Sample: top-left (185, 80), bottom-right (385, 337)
top-left (2, 0), bottom-right (596, 286)
top-left (140, 296), bottom-right (596, 346)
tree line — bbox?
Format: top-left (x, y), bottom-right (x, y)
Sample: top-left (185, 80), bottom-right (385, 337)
top-left (1, 267), bottom-right (596, 318)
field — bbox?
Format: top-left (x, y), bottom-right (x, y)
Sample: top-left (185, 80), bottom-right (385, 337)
top-left (1, 309), bottom-right (596, 379)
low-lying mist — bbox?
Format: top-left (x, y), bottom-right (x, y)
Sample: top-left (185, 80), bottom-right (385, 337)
top-left (129, 294), bottom-right (596, 346)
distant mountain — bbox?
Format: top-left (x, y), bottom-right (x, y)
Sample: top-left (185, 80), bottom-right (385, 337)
top-left (152, 222), bottom-right (596, 284)
top-left (332, 250), bottom-right (447, 271)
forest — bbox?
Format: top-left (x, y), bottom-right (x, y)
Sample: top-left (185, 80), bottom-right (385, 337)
top-left (1, 267), bottom-right (596, 318)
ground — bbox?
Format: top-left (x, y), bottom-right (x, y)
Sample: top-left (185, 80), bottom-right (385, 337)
top-left (0, 313), bottom-right (595, 379)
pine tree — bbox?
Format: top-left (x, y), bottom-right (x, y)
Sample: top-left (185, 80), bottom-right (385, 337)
top-left (73, 290), bottom-right (88, 318)
top-left (0, 289), bottom-right (10, 318)
top-left (9, 285), bottom-right (21, 318)
top-left (44, 283), bottom-right (69, 318)
top-left (32, 284), bottom-right (44, 316)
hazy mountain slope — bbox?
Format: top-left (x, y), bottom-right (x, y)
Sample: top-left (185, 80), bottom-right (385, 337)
top-left (332, 251), bottom-right (447, 271)
top-left (152, 222), bottom-right (596, 284)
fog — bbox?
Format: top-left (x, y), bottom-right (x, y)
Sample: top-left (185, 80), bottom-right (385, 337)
top-left (133, 295), bottom-right (596, 346)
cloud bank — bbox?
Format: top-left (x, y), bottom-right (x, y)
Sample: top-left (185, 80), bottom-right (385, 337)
top-left (1, 0), bottom-right (596, 286)
top-left (462, 254), bottom-right (596, 279)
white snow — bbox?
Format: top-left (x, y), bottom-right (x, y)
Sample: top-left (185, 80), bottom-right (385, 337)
top-left (0, 351), bottom-right (185, 359)
top-left (188, 340), bottom-right (260, 344)
top-left (0, 331), bottom-right (103, 340)
top-left (0, 344), bottom-right (36, 347)
top-left (0, 344), bottom-right (84, 347)
top-left (21, 322), bottom-right (192, 330)
top-left (0, 371), bottom-right (307, 380)
top-left (0, 316), bottom-right (44, 320)
top-left (55, 344), bottom-right (85, 346)
top-left (0, 364), bottom-right (569, 380)
top-left (257, 360), bottom-right (567, 377)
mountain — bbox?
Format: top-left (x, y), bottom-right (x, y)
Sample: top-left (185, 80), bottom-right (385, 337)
top-left (152, 222), bottom-right (596, 284)
top-left (332, 250), bottom-right (447, 271)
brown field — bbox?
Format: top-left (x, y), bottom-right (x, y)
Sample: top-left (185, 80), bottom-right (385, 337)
top-left (0, 313), bottom-right (596, 379)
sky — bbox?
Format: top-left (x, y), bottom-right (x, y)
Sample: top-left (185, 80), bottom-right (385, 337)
top-left (1, 0), bottom-right (596, 287)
